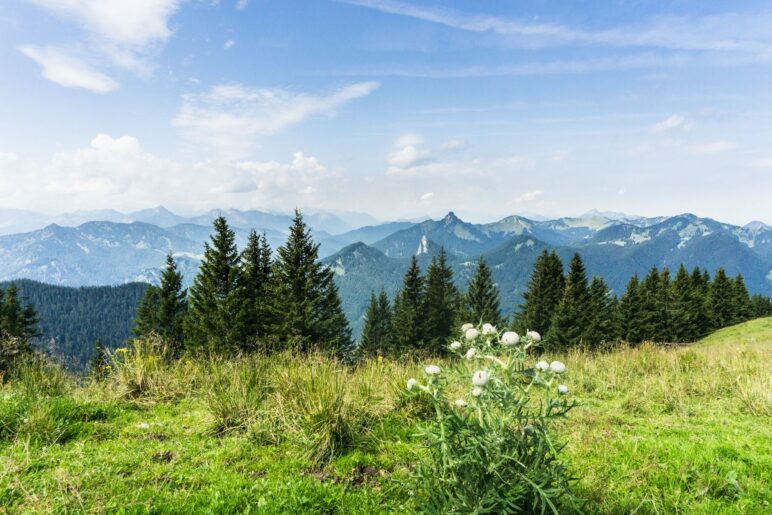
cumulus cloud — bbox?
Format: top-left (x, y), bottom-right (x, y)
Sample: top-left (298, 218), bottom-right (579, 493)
top-left (173, 81), bottom-right (379, 159)
top-left (17, 45), bottom-right (118, 93)
top-left (20, 0), bottom-right (182, 89)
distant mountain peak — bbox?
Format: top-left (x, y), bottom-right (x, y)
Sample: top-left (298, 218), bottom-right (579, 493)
top-left (443, 211), bottom-right (460, 224)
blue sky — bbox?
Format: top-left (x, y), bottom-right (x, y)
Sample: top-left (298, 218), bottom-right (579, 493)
top-left (1, 0), bottom-right (772, 224)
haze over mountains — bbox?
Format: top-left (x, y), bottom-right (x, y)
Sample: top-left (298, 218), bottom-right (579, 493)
top-left (1, 206), bottom-right (771, 335)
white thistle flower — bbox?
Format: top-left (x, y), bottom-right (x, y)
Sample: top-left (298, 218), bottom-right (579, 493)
top-left (407, 378), bottom-right (418, 390)
top-left (425, 364), bottom-right (441, 375)
top-left (549, 361), bottom-right (566, 374)
top-left (472, 370), bottom-right (489, 386)
top-left (482, 323), bottom-right (496, 335)
top-left (465, 328), bottom-right (480, 341)
top-left (526, 330), bottom-right (542, 342)
top-left (461, 323), bottom-right (474, 332)
top-left (557, 384), bottom-right (569, 395)
top-left (535, 360), bottom-right (549, 371)
top-left (472, 387), bottom-right (483, 397)
top-left (449, 341), bottom-right (462, 350)
top-left (465, 347), bottom-right (477, 360)
top-left (454, 399), bottom-right (468, 408)
top-left (501, 331), bottom-right (520, 345)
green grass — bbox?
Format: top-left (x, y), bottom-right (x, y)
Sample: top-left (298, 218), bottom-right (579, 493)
top-left (1, 320), bottom-right (770, 513)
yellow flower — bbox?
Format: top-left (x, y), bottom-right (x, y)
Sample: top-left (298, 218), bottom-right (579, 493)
top-left (116, 348), bottom-right (128, 354)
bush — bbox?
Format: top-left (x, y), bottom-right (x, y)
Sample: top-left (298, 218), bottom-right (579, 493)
top-left (406, 324), bottom-right (581, 513)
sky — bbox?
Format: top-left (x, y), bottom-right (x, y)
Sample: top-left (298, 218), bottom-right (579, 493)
top-left (1, 0), bottom-right (772, 225)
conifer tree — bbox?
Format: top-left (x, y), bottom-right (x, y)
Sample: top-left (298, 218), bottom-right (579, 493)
top-left (359, 289), bottom-right (393, 357)
top-left (709, 267), bottom-right (734, 329)
top-left (751, 294), bottom-right (772, 317)
top-left (271, 210), bottom-right (351, 355)
top-left (185, 216), bottom-right (245, 354)
top-left (670, 265), bottom-right (699, 342)
top-left (545, 253), bottom-right (590, 350)
top-left (238, 231), bottom-right (274, 350)
top-left (0, 283), bottom-right (39, 339)
top-left (639, 266), bottom-right (664, 342)
top-left (89, 340), bottom-right (110, 380)
top-left (690, 267), bottom-right (712, 335)
top-left (619, 274), bottom-right (644, 344)
top-left (462, 256), bottom-right (503, 328)
top-left (134, 284), bottom-right (160, 337)
top-left (423, 248), bottom-right (460, 354)
top-left (730, 274), bottom-right (753, 324)
top-left (514, 250), bottom-right (565, 335)
top-left (391, 256), bottom-right (426, 353)
top-left (157, 253), bottom-right (187, 355)
top-left (583, 276), bottom-right (618, 349)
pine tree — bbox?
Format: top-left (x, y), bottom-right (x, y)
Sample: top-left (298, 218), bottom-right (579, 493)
top-left (619, 274), bottom-right (644, 344)
top-left (0, 283), bottom-right (39, 339)
top-left (271, 210), bottom-right (352, 355)
top-left (185, 216), bottom-right (245, 354)
top-left (238, 231), bottom-right (274, 351)
top-left (751, 294), bottom-right (772, 317)
top-left (690, 267), bottom-right (712, 336)
top-left (709, 267), bottom-right (734, 329)
top-left (462, 256), bottom-right (503, 328)
top-left (514, 250), bottom-right (565, 335)
top-left (583, 276), bottom-right (618, 349)
top-left (134, 284), bottom-right (160, 337)
top-left (423, 248), bottom-right (461, 354)
top-left (730, 274), bottom-right (753, 323)
top-left (639, 266), bottom-right (664, 342)
top-left (359, 289), bottom-right (393, 357)
top-left (391, 256), bottom-right (426, 353)
top-left (545, 253), bottom-right (590, 350)
top-left (157, 253), bottom-right (187, 355)
top-left (670, 265), bottom-right (699, 342)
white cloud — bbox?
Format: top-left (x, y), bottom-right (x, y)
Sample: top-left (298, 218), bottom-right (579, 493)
top-left (21, 0), bottom-right (182, 88)
top-left (515, 190), bottom-right (544, 203)
top-left (388, 134), bottom-right (431, 168)
top-left (652, 114), bottom-right (688, 133)
top-left (236, 0), bottom-right (249, 10)
top-left (419, 191), bottom-right (434, 201)
top-left (224, 39), bottom-right (236, 50)
top-left (173, 81), bottom-right (379, 159)
top-left (17, 45), bottom-right (118, 92)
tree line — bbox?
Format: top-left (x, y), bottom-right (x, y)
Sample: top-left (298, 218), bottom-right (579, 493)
top-left (133, 211), bottom-right (351, 357)
top-left (359, 249), bottom-right (772, 357)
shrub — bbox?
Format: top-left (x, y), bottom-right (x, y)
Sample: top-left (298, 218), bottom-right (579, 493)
top-left (110, 336), bottom-right (194, 400)
top-left (205, 356), bottom-right (272, 435)
top-left (407, 325), bottom-right (581, 513)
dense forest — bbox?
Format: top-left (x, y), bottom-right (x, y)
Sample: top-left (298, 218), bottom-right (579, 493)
top-left (1, 280), bottom-right (147, 368)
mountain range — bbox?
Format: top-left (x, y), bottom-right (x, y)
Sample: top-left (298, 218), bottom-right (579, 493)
top-left (1, 207), bottom-right (770, 337)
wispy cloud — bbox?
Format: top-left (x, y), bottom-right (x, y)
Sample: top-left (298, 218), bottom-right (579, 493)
top-left (224, 39), bottom-right (236, 50)
top-left (652, 114), bottom-right (691, 133)
top-left (172, 81), bottom-right (380, 159)
top-left (515, 190), bottom-right (544, 203)
top-left (671, 140), bottom-right (738, 155)
top-left (17, 45), bottom-right (119, 93)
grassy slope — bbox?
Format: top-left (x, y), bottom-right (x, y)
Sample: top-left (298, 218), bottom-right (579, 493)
top-left (1, 319), bottom-right (770, 513)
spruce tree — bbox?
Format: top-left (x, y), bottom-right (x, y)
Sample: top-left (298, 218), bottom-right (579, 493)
top-left (185, 216), bottom-right (245, 354)
top-left (423, 248), bottom-right (461, 354)
top-left (462, 256), bottom-right (503, 328)
top-left (238, 231), bottom-right (274, 351)
top-left (730, 275), bottom-right (753, 323)
top-left (670, 265), bottom-right (699, 342)
top-left (359, 289), bottom-right (393, 357)
top-left (619, 274), bottom-right (644, 344)
top-left (134, 284), bottom-right (160, 337)
top-left (751, 294), bottom-right (772, 317)
top-left (583, 276), bottom-right (618, 349)
top-left (391, 256), bottom-right (426, 353)
top-left (157, 253), bottom-right (187, 355)
top-left (639, 266), bottom-right (664, 342)
top-left (690, 267), bottom-right (712, 335)
top-left (545, 253), bottom-right (590, 350)
top-left (514, 250), bottom-right (565, 335)
top-left (271, 210), bottom-right (351, 355)
top-left (709, 268), bottom-right (734, 329)
top-left (0, 283), bottom-right (39, 339)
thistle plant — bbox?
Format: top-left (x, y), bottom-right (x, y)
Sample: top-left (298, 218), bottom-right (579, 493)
top-left (407, 323), bottom-right (580, 513)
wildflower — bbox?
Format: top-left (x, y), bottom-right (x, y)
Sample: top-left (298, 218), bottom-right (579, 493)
top-left (137, 422), bottom-right (150, 430)
top-left (461, 323), bottom-right (474, 332)
top-left (535, 360), bottom-right (549, 371)
top-left (116, 348), bottom-right (128, 354)
top-left (465, 348), bottom-right (477, 360)
top-left (472, 370), bottom-right (489, 386)
top-left (425, 364), bottom-right (441, 375)
top-left (454, 399), bottom-right (468, 408)
top-left (549, 361), bottom-right (566, 374)
top-left (482, 323), bottom-right (496, 335)
top-left (465, 328), bottom-right (480, 341)
top-left (501, 331), bottom-right (520, 345)
top-left (557, 384), bottom-right (569, 395)
top-left (471, 387), bottom-right (483, 397)
top-left (526, 330), bottom-right (542, 342)
top-left (407, 378), bottom-right (418, 390)
top-left (450, 341), bottom-right (462, 350)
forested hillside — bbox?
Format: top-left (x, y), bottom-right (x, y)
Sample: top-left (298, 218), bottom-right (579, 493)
top-left (2, 280), bottom-right (147, 368)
